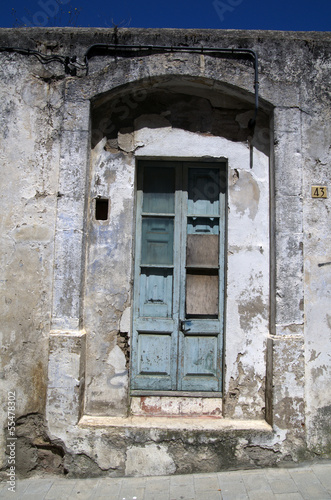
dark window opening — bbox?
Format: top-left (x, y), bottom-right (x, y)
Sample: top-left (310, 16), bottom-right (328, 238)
top-left (95, 198), bottom-right (109, 221)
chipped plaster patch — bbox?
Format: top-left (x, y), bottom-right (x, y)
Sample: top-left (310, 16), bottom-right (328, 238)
top-left (120, 307), bottom-right (131, 333)
top-left (125, 443), bottom-right (176, 476)
top-left (230, 170), bottom-right (260, 220)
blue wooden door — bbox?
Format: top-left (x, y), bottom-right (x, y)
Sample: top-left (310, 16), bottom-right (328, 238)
top-left (131, 161), bottom-right (226, 394)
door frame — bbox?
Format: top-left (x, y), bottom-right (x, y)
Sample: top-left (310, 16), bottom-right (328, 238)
top-left (130, 158), bottom-right (227, 397)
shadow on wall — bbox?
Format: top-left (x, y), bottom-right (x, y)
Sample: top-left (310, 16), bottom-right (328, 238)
top-left (91, 78), bottom-right (271, 156)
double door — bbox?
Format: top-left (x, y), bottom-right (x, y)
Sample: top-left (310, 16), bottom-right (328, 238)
top-left (131, 160), bottom-right (226, 393)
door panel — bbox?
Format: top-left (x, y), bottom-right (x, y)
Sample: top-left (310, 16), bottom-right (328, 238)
top-left (177, 164), bottom-right (224, 391)
top-left (131, 160), bottom-right (226, 394)
top-left (181, 334), bottom-right (219, 391)
top-left (135, 332), bottom-right (173, 390)
top-left (133, 319), bottom-right (176, 390)
top-left (138, 333), bottom-right (172, 375)
top-left (183, 336), bottom-right (217, 374)
top-left (139, 269), bottom-right (173, 318)
top-left (141, 218), bottom-right (174, 266)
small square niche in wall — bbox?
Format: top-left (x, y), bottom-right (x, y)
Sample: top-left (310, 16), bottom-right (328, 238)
top-left (95, 198), bottom-right (109, 221)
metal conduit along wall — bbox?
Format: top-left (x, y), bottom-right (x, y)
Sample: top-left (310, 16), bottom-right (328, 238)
top-left (0, 43), bottom-right (259, 127)
top-left (84, 43), bottom-right (259, 127)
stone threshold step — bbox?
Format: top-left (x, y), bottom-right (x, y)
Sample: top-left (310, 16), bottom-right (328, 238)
top-left (79, 415), bottom-right (272, 432)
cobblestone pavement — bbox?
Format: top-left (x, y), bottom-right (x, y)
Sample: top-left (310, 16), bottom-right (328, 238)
top-left (1, 461), bottom-right (331, 499)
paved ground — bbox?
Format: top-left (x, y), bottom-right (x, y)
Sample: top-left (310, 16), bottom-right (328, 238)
top-left (1, 461), bottom-right (331, 499)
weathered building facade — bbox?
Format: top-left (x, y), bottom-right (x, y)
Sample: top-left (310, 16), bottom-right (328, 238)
top-left (0, 27), bottom-right (330, 477)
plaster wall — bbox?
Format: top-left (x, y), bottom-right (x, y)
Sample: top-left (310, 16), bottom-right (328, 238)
top-left (0, 27), bottom-right (330, 477)
top-left (0, 51), bottom-right (61, 471)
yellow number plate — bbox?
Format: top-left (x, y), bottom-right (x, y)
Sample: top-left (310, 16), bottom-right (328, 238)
top-left (312, 186), bottom-right (327, 198)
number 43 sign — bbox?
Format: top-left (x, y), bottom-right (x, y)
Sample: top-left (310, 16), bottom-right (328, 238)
top-left (312, 186), bottom-right (328, 198)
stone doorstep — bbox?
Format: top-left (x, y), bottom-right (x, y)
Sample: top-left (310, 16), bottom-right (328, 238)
top-left (79, 415), bottom-right (272, 432)
top-left (130, 396), bottom-right (223, 417)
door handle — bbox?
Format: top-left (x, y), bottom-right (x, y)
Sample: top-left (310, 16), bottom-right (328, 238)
top-left (180, 320), bottom-right (191, 333)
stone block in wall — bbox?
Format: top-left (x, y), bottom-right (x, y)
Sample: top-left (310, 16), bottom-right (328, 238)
top-left (58, 130), bottom-right (90, 198)
top-left (52, 225), bottom-right (85, 330)
top-left (275, 195), bottom-right (303, 235)
top-left (273, 109), bottom-right (302, 197)
top-left (62, 100), bottom-right (90, 132)
top-left (270, 335), bottom-right (305, 439)
top-left (275, 234), bottom-right (304, 327)
top-left (56, 195), bottom-right (86, 232)
top-left (46, 332), bottom-right (86, 429)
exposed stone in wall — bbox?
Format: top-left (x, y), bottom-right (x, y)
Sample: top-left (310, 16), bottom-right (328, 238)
top-left (117, 332), bottom-right (130, 369)
top-left (12, 414), bottom-right (65, 477)
top-left (267, 335), bottom-right (308, 464)
top-left (224, 358), bottom-right (266, 420)
top-left (308, 405), bottom-right (331, 456)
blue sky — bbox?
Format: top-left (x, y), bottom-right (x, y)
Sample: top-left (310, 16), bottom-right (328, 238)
top-left (2, 0), bottom-right (331, 30)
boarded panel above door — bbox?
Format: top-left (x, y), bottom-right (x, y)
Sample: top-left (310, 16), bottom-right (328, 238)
top-left (186, 274), bottom-right (219, 316)
top-left (186, 234), bottom-right (219, 268)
